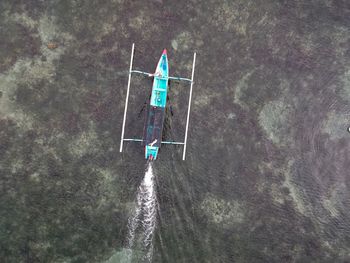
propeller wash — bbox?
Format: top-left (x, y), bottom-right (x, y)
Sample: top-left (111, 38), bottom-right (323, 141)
top-left (125, 162), bottom-right (157, 262)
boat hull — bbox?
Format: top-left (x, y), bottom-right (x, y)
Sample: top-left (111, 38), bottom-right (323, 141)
top-left (143, 50), bottom-right (169, 160)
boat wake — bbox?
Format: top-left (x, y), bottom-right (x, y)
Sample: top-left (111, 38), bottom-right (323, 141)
top-left (124, 162), bottom-right (157, 262)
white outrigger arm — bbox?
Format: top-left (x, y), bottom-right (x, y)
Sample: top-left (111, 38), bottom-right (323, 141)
top-left (119, 43), bottom-right (196, 160)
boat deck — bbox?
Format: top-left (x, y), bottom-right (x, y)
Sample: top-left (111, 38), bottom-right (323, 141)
top-left (142, 105), bottom-right (165, 147)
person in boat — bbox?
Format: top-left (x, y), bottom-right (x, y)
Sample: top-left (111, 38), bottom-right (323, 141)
top-left (149, 139), bottom-right (157, 147)
top-left (148, 70), bottom-right (162, 77)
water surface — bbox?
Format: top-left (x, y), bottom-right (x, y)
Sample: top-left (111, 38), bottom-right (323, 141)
top-left (0, 0), bottom-right (350, 262)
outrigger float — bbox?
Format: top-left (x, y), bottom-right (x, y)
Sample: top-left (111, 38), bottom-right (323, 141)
top-left (119, 43), bottom-right (196, 160)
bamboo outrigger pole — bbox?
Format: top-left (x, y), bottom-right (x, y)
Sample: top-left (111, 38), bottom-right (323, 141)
top-left (182, 52), bottom-right (196, 160)
top-left (120, 43), bottom-right (135, 152)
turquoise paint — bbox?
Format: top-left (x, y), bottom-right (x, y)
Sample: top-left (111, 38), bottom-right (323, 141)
top-left (145, 145), bottom-right (159, 160)
top-left (150, 53), bottom-right (169, 108)
top-left (144, 50), bottom-right (169, 160)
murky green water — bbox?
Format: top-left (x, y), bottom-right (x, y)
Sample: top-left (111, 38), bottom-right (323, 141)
top-left (1, 0), bottom-right (350, 262)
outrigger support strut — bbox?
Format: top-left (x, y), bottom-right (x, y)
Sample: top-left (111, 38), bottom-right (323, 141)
top-left (123, 138), bottom-right (143, 142)
top-left (130, 70), bottom-right (153, 76)
top-left (131, 70), bottom-right (192, 83)
top-left (119, 43), bottom-right (135, 152)
top-left (123, 139), bottom-right (184, 145)
top-left (161, 141), bottom-right (185, 145)
top-left (168, 76), bottom-right (192, 82)
top-left (182, 52), bottom-right (196, 160)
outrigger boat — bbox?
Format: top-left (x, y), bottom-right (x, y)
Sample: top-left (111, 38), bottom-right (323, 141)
top-left (119, 44), bottom-right (196, 160)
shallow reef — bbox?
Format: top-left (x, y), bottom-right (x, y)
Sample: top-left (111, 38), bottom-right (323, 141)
top-left (0, 0), bottom-right (350, 262)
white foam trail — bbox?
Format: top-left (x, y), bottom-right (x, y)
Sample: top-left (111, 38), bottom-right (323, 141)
top-left (141, 163), bottom-right (157, 261)
top-left (125, 188), bottom-right (142, 249)
top-left (125, 162), bottom-right (157, 262)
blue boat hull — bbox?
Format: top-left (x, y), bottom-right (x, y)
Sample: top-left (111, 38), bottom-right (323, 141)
top-left (143, 50), bottom-right (169, 160)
